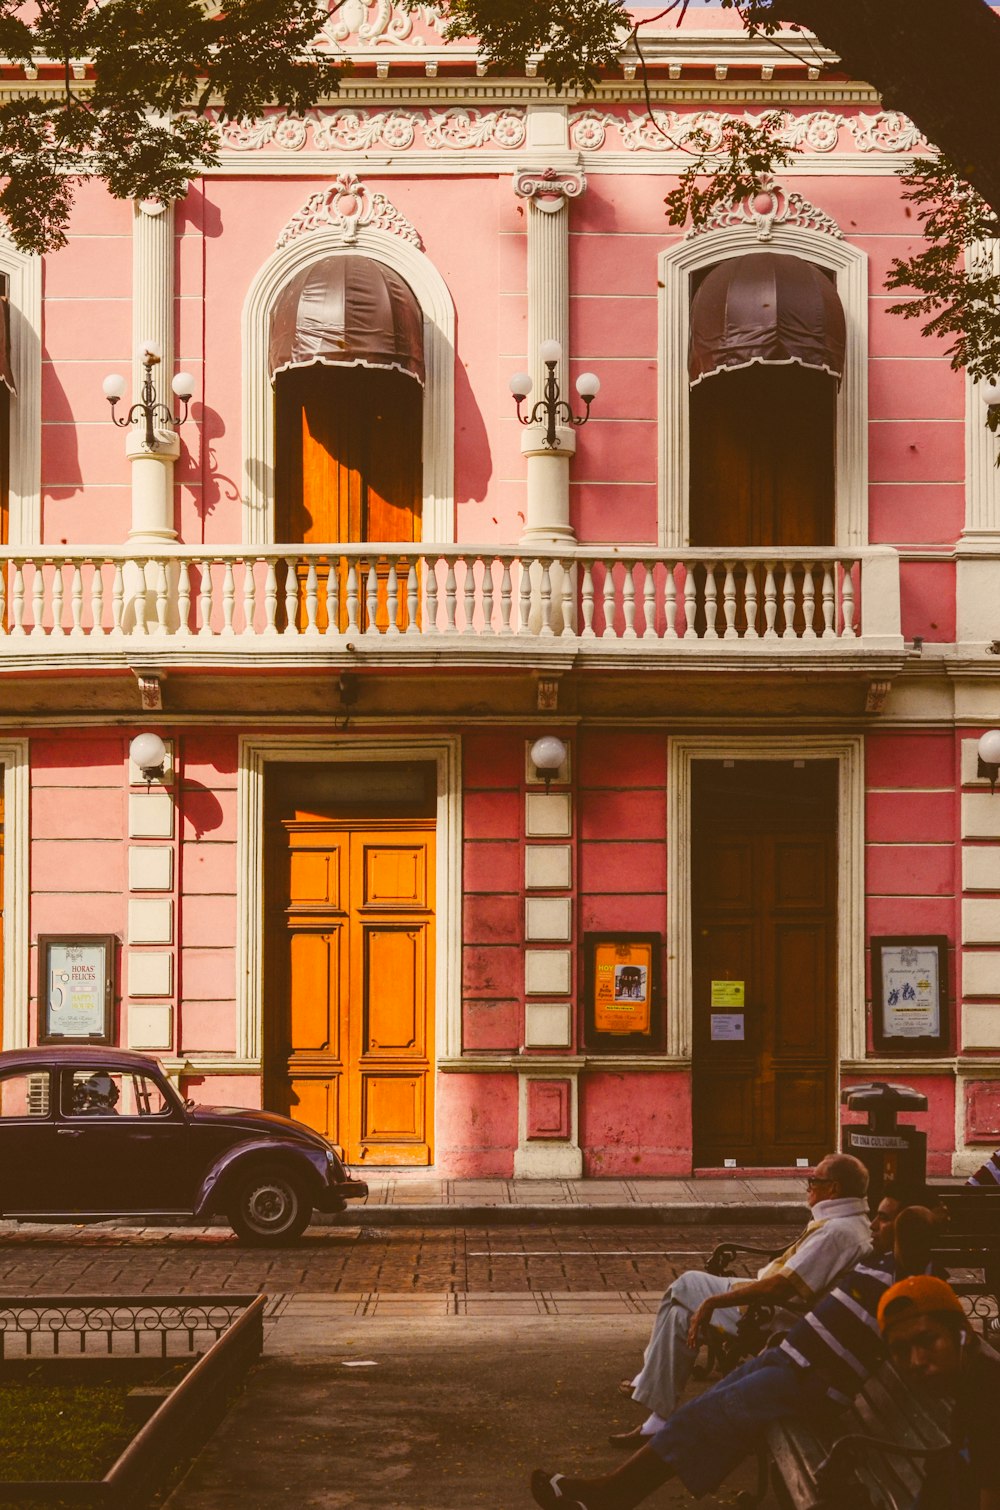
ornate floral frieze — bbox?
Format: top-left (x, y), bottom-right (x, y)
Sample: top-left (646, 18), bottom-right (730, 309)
top-left (214, 106), bottom-right (526, 154)
top-left (685, 182), bottom-right (843, 242)
top-left (315, 1), bottom-right (447, 50)
top-left (275, 173), bottom-right (422, 249)
top-left (569, 108), bottom-right (928, 155)
top-left (513, 165), bottom-right (587, 212)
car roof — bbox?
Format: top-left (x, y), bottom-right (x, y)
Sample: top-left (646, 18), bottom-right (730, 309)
top-left (0, 1046), bottom-right (163, 1073)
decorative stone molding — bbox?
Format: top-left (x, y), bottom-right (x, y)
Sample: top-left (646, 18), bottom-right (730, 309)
top-left (685, 181), bottom-right (842, 243)
top-left (567, 107), bottom-right (927, 156)
top-left (317, 1), bottom-right (447, 49)
top-left (513, 165), bottom-right (586, 213)
top-left (215, 107), bottom-right (526, 154)
top-left (0, 238), bottom-right (41, 545)
top-left (865, 679), bottom-right (892, 714)
top-left (276, 173), bottom-right (421, 249)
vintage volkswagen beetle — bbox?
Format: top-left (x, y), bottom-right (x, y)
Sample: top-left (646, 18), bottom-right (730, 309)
top-left (0, 1046), bottom-right (367, 1244)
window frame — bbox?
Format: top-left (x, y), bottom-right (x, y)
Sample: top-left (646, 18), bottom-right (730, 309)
top-left (0, 240), bottom-right (41, 546)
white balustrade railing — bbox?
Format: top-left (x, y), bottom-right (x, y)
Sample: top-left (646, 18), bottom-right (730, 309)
top-left (0, 546), bottom-right (900, 647)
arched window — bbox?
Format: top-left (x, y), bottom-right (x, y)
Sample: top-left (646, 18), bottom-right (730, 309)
top-left (270, 255), bottom-right (424, 547)
top-left (687, 252), bottom-right (845, 549)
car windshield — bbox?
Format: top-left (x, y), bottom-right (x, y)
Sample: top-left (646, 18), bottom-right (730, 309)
top-left (62, 1069), bottom-right (174, 1118)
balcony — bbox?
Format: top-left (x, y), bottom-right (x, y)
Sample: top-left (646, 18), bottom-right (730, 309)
top-left (0, 544), bottom-right (905, 718)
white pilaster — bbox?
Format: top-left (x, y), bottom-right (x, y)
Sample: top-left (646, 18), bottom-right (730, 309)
top-left (958, 241), bottom-right (1000, 645)
top-left (514, 112), bottom-right (586, 549)
top-left (129, 199), bottom-right (177, 543)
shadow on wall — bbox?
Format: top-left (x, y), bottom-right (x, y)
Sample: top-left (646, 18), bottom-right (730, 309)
top-left (39, 345), bottom-right (83, 504)
top-left (187, 402), bottom-right (241, 521)
top-left (454, 348), bottom-right (492, 508)
top-left (181, 782), bottom-right (225, 839)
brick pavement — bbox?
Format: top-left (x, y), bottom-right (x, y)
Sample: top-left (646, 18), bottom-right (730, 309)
top-left (0, 1221), bottom-right (798, 1297)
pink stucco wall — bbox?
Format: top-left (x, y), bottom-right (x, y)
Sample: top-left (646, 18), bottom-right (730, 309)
top-left (582, 1072), bottom-right (692, 1177)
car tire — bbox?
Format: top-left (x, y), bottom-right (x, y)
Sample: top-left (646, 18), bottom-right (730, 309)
top-left (226, 1164), bottom-right (312, 1246)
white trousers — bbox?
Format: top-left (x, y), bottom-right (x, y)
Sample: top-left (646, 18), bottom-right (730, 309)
top-left (630, 1270), bottom-right (747, 1420)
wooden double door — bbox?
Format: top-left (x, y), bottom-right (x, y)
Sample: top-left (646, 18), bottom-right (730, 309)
top-left (691, 760), bottom-right (838, 1168)
top-left (265, 818), bottom-right (435, 1166)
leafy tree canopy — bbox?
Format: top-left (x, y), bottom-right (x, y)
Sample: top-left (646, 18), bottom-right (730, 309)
top-left (3, 0), bottom-right (1000, 380)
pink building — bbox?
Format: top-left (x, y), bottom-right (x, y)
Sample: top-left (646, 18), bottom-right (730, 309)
top-left (0, 2), bottom-right (997, 1179)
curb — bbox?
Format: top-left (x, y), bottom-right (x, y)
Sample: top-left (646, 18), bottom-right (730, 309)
top-left (327, 1202), bottom-right (807, 1228)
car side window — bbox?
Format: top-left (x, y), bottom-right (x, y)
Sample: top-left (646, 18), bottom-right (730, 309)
top-left (0, 1071), bottom-right (50, 1118)
top-left (62, 1069), bottom-right (174, 1118)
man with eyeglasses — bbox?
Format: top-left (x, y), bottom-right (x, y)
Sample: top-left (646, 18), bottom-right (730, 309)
top-left (611, 1153), bottom-right (872, 1446)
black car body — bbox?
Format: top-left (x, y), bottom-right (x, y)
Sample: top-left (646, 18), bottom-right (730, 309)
top-left (0, 1046), bottom-right (367, 1244)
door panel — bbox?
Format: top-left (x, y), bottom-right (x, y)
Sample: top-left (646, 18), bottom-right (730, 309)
top-left (692, 760), bottom-right (837, 1167)
top-left (266, 820), bottom-right (434, 1166)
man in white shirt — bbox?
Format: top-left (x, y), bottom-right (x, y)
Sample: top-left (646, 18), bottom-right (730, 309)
top-left (618, 1152), bottom-right (872, 1441)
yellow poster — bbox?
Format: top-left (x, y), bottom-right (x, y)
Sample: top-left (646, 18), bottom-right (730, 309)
top-left (594, 941), bottom-right (652, 1034)
top-left (711, 980), bottom-right (745, 1008)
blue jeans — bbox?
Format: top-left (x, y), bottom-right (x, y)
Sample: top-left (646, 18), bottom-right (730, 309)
top-left (650, 1349), bottom-right (832, 1498)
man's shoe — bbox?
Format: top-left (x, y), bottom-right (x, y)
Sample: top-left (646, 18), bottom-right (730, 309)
top-left (530, 1470), bottom-right (586, 1509)
top-left (607, 1425), bottom-right (646, 1448)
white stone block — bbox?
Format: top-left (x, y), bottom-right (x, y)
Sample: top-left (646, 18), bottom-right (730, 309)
top-left (963, 899), bottom-right (1000, 945)
top-left (525, 844), bottom-right (573, 890)
top-left (963, 1002), bottom-right (1000, 1049)
top-left (961, 738), bottom-right (992, 787)
top-left (128, 898), bottom-right (174, 946)
top-left (127, 950), bottom-right (173, 997)
top-left (524, 1001), bottom-right (573, 1048)
top-left (962, 793), bottom-right (1000, 840)
top-left (514, 1142), bottom-right (583, 1178)
top-left (525, 793), bottom-right (572, 837)
top-left (963, 846), bottom-right (1000, 892)
top-left (962, 950), bottom-right (1000, 997)
top-left (128, 791), bottom-right (174, 839)
top-left (127, 1003), bottom-right (174, 1052)
top-left (128, 845), bottom-right (173, 892)
top-left (526, 896), bottom-right (573, 942)
top-left (525, 948), bottom-right (572, 995)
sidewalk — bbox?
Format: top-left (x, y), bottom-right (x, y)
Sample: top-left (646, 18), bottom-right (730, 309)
top-left (335, 1170), bottom-right (812, 1225)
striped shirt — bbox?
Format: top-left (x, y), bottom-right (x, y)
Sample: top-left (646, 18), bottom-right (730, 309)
top-left (967, 1149), bottom-right (1000, 1187)
top-left (780, 1254), bottom-right (896, 1405)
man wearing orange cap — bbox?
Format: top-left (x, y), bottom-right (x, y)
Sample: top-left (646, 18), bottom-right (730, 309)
top-left (879, 1275), bottom-right (1000, 1510)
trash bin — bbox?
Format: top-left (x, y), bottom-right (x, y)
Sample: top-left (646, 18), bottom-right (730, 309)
top-left (841, 1081), bottom-right (927, 1212)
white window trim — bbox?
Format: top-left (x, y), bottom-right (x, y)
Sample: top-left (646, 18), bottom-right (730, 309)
top-left (666, 734), bottom-right (865, 1065)
top-left (242, 231), bottom-right (455, 546)
top-left (0, 740), bottom-right (30, 1049)
top-left (235, 734), bottom-right (462, 1068)
top-left (658, 227), bottom-right (869, 551)
top-left (0, 241), bottom-right (41, 546)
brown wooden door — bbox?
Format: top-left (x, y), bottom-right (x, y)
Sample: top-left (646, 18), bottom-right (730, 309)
top-left (691, 761), bottom-right (837, 1167)
top-left (265, 820), bottom-right (434, 1166)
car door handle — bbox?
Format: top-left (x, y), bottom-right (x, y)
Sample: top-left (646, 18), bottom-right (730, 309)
top-left (57, 1128), bottom-right (82, 1137)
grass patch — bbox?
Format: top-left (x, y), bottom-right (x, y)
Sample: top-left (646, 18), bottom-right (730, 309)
top-left (0, 1380), bottom-right (133, 1481)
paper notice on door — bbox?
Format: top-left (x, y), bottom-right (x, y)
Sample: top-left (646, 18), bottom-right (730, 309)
top-left (710, 1013), bottom-right (745, 1041)
top-left (711, 980), bottom-right (745, 1008)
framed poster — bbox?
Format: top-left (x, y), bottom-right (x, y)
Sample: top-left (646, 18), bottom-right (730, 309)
top-left (38, 935), bottom-right (117, 1044)
top-left (583, 933), bottom-right (664, 1052)
top-left (870, 935), bottom-right (948, 1055)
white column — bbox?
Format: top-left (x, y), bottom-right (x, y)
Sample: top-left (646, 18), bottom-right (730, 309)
top-left (514, 141), bottom-right (586, 549)
top-left (128, 199), bottom-right (178, 543)
top-left (957, 240), bottom-right (1000, 645)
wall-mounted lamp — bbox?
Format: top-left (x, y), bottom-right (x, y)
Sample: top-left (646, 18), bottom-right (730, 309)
top-left (510, 340), bottom-right (600, 450)
top-left (104, 342), bottom-right (194, 452)
top-left (530, 734), bottom-right (568, 791)
top-left (982, 379), bottom-right (1000, 462)
top-left (129, 731), bottom-right (168, 784)
top-left (978, 729), bottom-right (1000, 794)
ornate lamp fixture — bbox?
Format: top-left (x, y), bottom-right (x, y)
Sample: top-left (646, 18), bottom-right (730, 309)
top-left (530, 734), bottom-right (568, 791)
top-left (509, 340), bottom-right (600, 449)
top-left (978, 729), bottom-right (1000, 794)
top-left (103, 343), bottom-right (194, 451)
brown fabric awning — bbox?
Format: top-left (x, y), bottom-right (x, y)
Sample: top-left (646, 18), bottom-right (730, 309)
top-left (269, 255), bottom-right (424, 387)
top-left (0, 298), bottom-right (15, 396)
top-left (689, 252), bottom-right (846, 387)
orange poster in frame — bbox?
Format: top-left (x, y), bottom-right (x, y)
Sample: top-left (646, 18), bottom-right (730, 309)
top-left (583, 933), bottom-right (663, 1052)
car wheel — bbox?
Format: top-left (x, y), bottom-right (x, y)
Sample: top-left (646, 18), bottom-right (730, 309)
top-left (226, 1164), bottom-right (312, 1246)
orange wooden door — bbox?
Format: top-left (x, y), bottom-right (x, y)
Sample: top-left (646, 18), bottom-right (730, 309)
top-left (691, 761), bottom-right (837, 1167)
top-left (266, 820), bottom-right (434, 1166)
top-left (274, 365), bottom-right (422, 632)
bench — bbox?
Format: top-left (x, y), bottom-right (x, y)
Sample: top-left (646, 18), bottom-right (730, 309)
top-left (696, 1241), bottom-right (787, 1377)
top-left (926, 1186), bottom-right (1000, 1308)
top-left (742, 1360), bottom-right (955, 1510)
